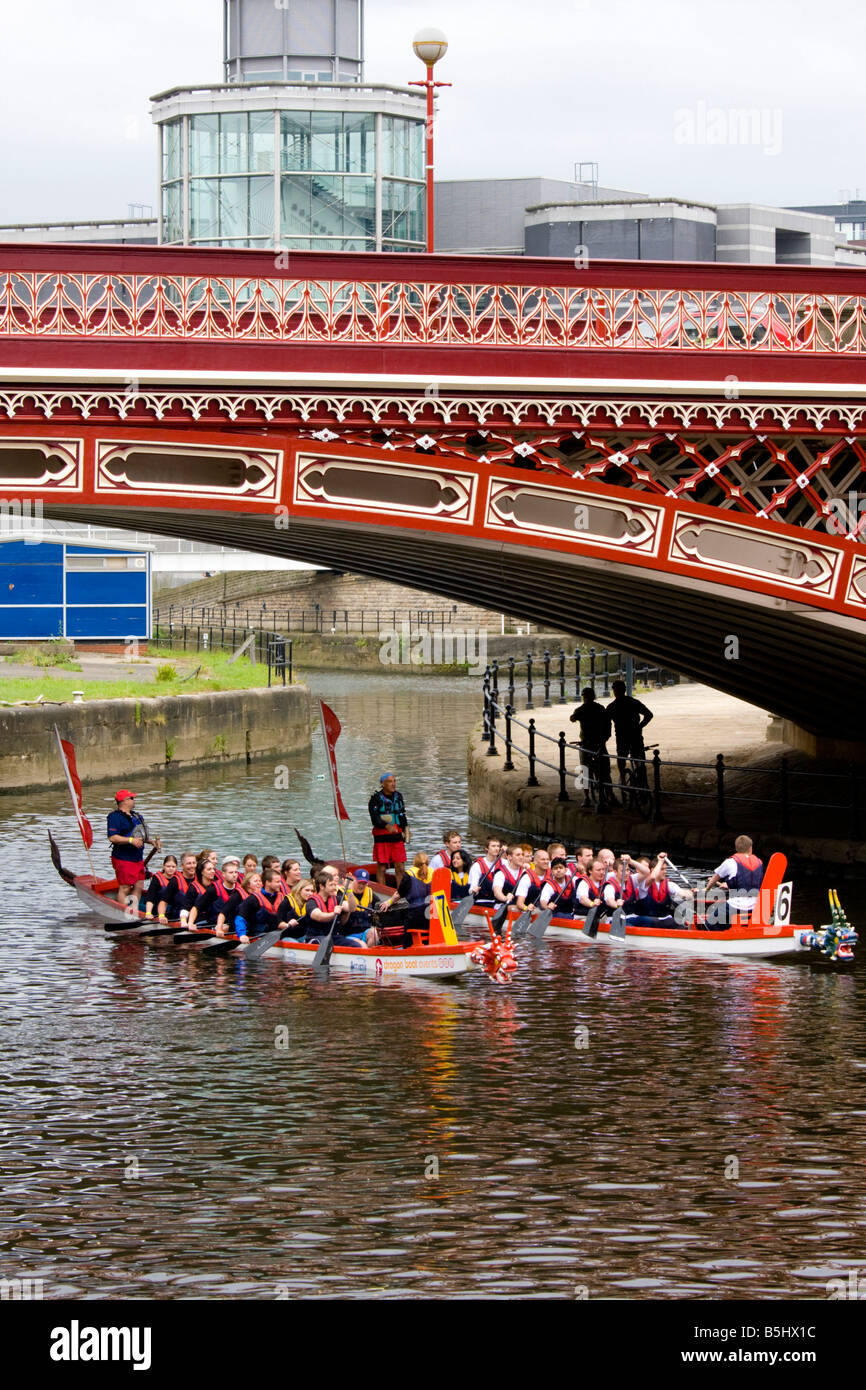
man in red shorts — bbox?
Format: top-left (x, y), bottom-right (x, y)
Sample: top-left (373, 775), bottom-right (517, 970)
top-left (368, 773), bottom-right (411, 886)
top-left (106, 789), bottom-right (161, 911)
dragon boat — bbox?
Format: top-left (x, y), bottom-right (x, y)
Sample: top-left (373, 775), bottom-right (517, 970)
top-left (48, 833), bottom-right (515, 982)
top-left (464, 853), bottom-right (856, 965)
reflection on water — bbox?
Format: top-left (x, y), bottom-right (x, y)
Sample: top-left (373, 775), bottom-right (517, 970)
top-left (1, 673), bottom-right (865, 1299)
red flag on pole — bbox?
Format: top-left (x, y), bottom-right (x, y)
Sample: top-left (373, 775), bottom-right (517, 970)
top-left (318, 700), bottom-right (350, 822)
top-left (53, 725), bottom-right (94, 850)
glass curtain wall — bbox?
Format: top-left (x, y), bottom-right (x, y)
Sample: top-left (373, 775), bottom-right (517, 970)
top-left (161, 108), bottom-right (425, 252)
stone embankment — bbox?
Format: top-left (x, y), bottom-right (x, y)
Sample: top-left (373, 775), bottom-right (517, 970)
top-left (0, 686), bottom-right (311, 793)
top-left (468, 685), bottom-right (866, 872)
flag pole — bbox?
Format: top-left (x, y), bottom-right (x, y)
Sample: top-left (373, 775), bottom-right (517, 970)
top-left (53, 724), bottom-right (97, 878)
top-left (319, 700), bottom-right (348, 862)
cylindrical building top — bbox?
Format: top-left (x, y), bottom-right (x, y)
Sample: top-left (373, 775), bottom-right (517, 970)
top-left (223, 0), bottom-right (364, 85)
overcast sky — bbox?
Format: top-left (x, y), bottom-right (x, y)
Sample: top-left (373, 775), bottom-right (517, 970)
top-left (0, 0), bottom-right (862, 223)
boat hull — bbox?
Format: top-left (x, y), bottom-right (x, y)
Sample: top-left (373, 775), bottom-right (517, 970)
top-left (267, 938), bottom-right (478, 978)
top-left (468, 908), bottom-right (811, 960)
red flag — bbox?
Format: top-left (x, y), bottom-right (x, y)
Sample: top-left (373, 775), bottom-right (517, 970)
top-left (318, 700), bottom-right (350, 822)
top-left (54, 726), bottom-right (94, 850)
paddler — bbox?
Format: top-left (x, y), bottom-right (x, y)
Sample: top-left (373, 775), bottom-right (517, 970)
top-left (346, 867), bottom-right (388, 945)
top-left (705, 835), bottom-right (764, 927)
top-left (448, 848), bottom-right (473, 900)
top-left (156, 852), bottom-right (198, 922)
top-left (304, 868), bottom-right (376, 947)
top-left (429, 829), bottom-right (462, 874)
top-left (107, 789), bottom-right (162, 911)
top-left (575, 858), bottom-right (606, 914)
top-left (492, 843), bottom-right (525, 909)
top-left (539, 857), bottom-right (579, 918)
top-left (188, 858), bottom-right (239, 929)
top-left (141, 854), bottom-right (178, 917)
top-left (467, 835), bottom-right (502, 906)
top-left (368, 773), bottom-right (411, 886)
top-left (515, 848), bottom-right (550, 911)
top-left (235, 867), bottom-right (300, 944)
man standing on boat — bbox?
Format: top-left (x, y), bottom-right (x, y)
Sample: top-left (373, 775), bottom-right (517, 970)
top-left (368, 773), bottom-right (411, 887)
top-left (107, 790), bottom-right (161, 911)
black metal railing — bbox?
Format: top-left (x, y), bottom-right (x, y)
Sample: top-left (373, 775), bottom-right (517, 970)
top-left (481, 658), bottom-right (863, 839)
top-left (153, 604), bottom-right (524, 636)
top-left (153, 622), bottom-right (292, 678)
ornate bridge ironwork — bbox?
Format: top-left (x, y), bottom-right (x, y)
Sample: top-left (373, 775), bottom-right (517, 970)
top-left (3, 244), bottom-right (866, 743)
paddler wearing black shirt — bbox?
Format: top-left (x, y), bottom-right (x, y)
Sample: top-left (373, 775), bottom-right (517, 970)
top-left (188, 859), bottom-right (239, 929)
top-left (156, 852), bottom-right (198, 922)
top-left (236, 868), bottom-right (300, 943)
top-left (141, 855), bottom-right (178, 916)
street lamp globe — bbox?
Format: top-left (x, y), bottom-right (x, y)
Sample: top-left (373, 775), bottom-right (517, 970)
top-left (412, 27), bottom-right (448, 66)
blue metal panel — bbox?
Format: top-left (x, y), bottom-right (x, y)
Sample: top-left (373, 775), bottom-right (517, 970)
top-left (0, 540), bottom-right (63, 565)
top-left (0, 606), bottom-right (64, 638)
top-left (66, 606), bottom-right (148, 638)
top-left (0, 562), bottom-right (64, 604)
top-left (66, 572), bottom-right (148, 605)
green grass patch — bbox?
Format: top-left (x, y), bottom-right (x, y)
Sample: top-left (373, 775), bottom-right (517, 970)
top-left (0, 648), bottom-right (277, 704)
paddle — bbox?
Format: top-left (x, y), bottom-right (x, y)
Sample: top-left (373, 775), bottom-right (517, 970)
top-left (528, 907), bottom-right (554, 940)
top-left (609, 907), bottom-right (627, 939)
top-left (490, 898), bottom-right (513, 933)
top-left (581, 903), bottom-right (604, 939)
top-left (243, 928), bottom-right (286, 961)
top-left (449, 895), bottom-right (475, 930)
top-left (312, 890), bottom-right (346, 971)
top-left (199, 933), bottom-right (243, 955)
top-left (511, 907), bottom-right (533, 937)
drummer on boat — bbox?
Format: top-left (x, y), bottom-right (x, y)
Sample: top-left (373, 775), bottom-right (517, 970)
top-left (107, 790), bottom-right (161, 911)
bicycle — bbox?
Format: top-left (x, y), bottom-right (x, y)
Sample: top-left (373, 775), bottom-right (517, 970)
top-left (618, 742), bottom-right (656, 819)
top-left (569, 742), bottom-right (614, 812)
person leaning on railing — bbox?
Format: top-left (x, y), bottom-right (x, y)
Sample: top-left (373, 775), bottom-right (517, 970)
top-left (569, 689), bottom-right (616, 809)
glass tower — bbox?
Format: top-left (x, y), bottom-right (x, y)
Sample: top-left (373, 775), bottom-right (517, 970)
top-left (153, 0), bottom-right (427, 252)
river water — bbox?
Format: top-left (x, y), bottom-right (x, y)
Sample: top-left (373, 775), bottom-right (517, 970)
top-left (2, 672), bottom-right (865, 1301)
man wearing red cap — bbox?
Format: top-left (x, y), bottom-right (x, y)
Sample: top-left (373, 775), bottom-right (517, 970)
top-left (107, 790), bottom-right (161, 911)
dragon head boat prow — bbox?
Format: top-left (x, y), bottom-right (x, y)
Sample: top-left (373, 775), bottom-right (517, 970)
top-left (802, 889), bottom-right (858, 964)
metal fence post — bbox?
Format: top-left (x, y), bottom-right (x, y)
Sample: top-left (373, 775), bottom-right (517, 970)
top-left (503, 705), bottom-right (515, 771)
top-left (507, 655), bottom-right (515, 710)
top-left (482, 667), bottom-right (491, 743)
top-left (652, 749), bottom-right (662, 824)
top-left (543, 649), bottom-right (551, 706)
top-left (557, 732), bottom-right (570, 802)
top-left (603, 650), bottom-right (610, 698)
top-left (626, 653), bottom-right (634, 697)
top-left (574, 648), bottom-right (581, 699)
top-left (589, 646), bottom-right (597, 694)
top-left (526, 652), bottom-right (533, 709)
top-left (491, 659), bottom-right (500, 710)
top-left (527, 718), bottom-right (540, 786)
top-left (487, 693), bottom-right (499, 756)
top-left (715, 753), bottom-right (727, 830)
top-left (558, 647), bottom-right (566, 703)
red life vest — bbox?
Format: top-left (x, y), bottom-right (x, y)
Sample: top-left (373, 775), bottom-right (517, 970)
top-left (497, 861), bottom-right (522, 893)
top-left (544, 877), bottom-right (577, 914)
top-left (474, 856), bottom-right (502, 900)
top-left (235, 884), bottom-right (249, 901)
top-left (213, 880), bottom-right (230, 902)
top-left (310, 892), bottom-right (338, 914)
top-left (251, 888), bottom-right (283, 916)
top-left (151, 870), bottom-right (169, 888)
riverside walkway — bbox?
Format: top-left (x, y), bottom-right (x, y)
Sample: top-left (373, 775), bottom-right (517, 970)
top-left (468, 683), bottom-right (866, 870)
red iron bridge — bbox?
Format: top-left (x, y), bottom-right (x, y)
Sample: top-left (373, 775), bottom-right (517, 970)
top-left (3, 241), bottom-right (866, 749)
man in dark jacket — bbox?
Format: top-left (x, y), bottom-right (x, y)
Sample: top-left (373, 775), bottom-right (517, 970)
top-left (569, 690), bottom-right (614, 809)
top-left (368, 773), bottom-right (411, 886)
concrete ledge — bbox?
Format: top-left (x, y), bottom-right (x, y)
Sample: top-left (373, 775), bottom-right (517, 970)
top-left (292, 631), bottom-right (573, 674)
top-left (0, 686), bottom-right (312, 793)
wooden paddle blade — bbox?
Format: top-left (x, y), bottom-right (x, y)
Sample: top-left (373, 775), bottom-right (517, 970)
top-left (610, 908), bottom-right (627, 939)
top-left (490, 900), bottom-right (511, 933)
top-left (243, 930), bottom-right (282, 961)
top-left (528, 908), bottom-right (553, 940)
top-left (312, 924), bottom-right (336, 971)
top-left (449, 896), bottom-right (475, 929)
top-left (581, 904), bottom-right (603, 939)
top-left (511, 908), bottom-right (533, 938)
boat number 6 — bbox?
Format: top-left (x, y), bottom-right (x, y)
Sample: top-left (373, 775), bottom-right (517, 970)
top-left (774, 882), bottom-right (793, 927)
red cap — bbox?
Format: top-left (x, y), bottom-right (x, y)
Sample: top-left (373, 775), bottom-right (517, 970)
top-left (115, 789), bottom-right (135, 801)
